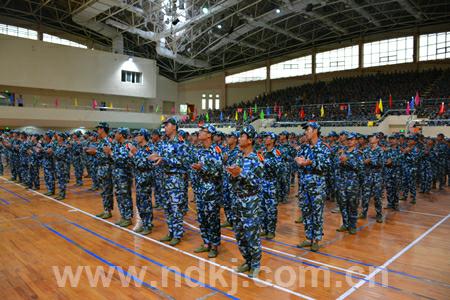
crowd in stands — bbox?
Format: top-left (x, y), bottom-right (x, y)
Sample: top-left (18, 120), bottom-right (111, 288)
top-left (187, 68), bottom-right (449, 125)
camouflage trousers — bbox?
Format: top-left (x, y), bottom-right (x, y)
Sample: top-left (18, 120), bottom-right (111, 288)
top-left (72, 156), bottom-right (83, 185)
top-left (299, 176), bottom-right (326, 241)
top-left (112, 168), bottom-right (133, 220)
top-left (29, 161), bottom-right (40, 189)
top-left (43, 160), bottom-right (55, 193)
top-left (162, 173), bottom-right (187, 239)
top-left (233, 194), bottom-right (262, 270)
top-left (419, 163), bottom-right (433, 193)
top-left (385, 169), bottom-right (400, 209)
top-left (337, 175), bottom-right (360, 230)
top-left (402, 167), bottom-right (417, 201)
top-left (261, 179), bottom-right (278, 235)
top-left (361, 171), bottom-right (383, 217)
top-left (196, 186), bottom-right (221, 246)
top-left (97, 164), bottom-right (114, 212)
top-left (222, 175), bottom-right (236, 226)
top-left (55, 161), bottom-right (68, 197)
top-left (135, 171), bottom-right (153, 229)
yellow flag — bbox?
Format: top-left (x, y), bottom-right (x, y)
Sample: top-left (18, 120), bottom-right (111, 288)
top-left (320, 105), bottom-right (325, 117)
top-left (160, 115), bottom-right (165, 121)
top-left (109, 102), bottom-right (113, 108)
top-left (74, 98), bottom-right (78, 107)
top-left (378, 98), bottom-right (383, 112)
top-left (235, 111), bottom-right (238, 121)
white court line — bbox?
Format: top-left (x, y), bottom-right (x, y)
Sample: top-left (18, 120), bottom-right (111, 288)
top-left (336, 213), bottom-right (450, 300)
top-left (182, 220), bottom-right (366, 277)
top-left (0, 177), bottom-right (314, 300)
top-left (399, 209), bottom-right (446, 218)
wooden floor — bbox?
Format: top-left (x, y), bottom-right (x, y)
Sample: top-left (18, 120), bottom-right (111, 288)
top-left (0, 168), bottom-right (449, 300)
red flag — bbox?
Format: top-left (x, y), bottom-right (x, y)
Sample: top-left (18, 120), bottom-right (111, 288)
top-left (92, 99), bottom-right (97, 109)
top-left (192, 107), bottom-right (198, 121)
top-left (438, 102), bottom-right (445, 115)
top-left (278, 106), bottom-right (282, 118)
top-left (375, 101), bottom-right (380, 114)
top-left (406, 101), bottom-right (410, 115)
top-left (415, 91), bottom-right (421, 107)
top-left (249, 107), bottom-right (253, 117)
top-left (54, 98), bottom-right (59, 108)
top-left (389, 94), bottom-right (393, 109)
top-left (171, 105), bottom-right (175, 114)
top-left (299, 107), bottom-right (305, 119)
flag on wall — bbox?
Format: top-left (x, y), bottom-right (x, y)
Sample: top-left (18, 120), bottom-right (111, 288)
top-left (406, 101), bottom-right (411, 115)
top-left (92, 99), bottom-right (97, 109)
top-left (299, 107), bottom-right (305, 119)
top-left (155, 105), bottom-right (159, 113)
top-left (266, 106), bottom-right (271, 116)
top-left (320, 105), bottom-right (325, 117)
top-left (235, 110), bottom-right (238, 121)
top-left (389, 94), bottom-right (393, 109)
top-left (278, 106), bottom-right (282, 118)
top-left (74, 98), bottom-right (78, 107)
top-left (54, 98), bottom-right (59, 108)
top-left (260, 109), bottom-right (264, 120)
top-left (206, 112), bottom-right (210, 122)
top-left (410, 96), bottom-right (414, 111)
top-left (109, 102), bottom-right (113, 109)
top-left (220, 111), bottom-right (223, 122)
top-left (378, 98), bottom-right (383, 113)
top-left (347, 104), bottom-right (352, 117)
top-left (438, 102), bottom-right (445, 115)
top-left (375, 101), bottom-right (380, 114)
top-left (140, 103), bottom-right (145, 112)
top-left (243, 110), bottom-right (247, 121)
top-left (414, 91), bottom-right (421, 107)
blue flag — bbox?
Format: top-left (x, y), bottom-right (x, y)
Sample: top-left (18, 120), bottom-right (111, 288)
top-left (266, 106), bottom-right (271, 116)
top-left (347, 104), bottom-right (352, 117)
top-left (410, 96), bottom-right (414, 110)
top-left (220, 111), bottom-right (223, 122)
top-left (140, 103), bottom-right (145, 112)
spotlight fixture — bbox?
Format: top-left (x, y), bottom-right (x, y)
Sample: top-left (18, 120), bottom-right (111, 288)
top-left (276, 8), bottom-right (281, 14)
top-left (202, 7), bottom-right (208, 14)
top-left (217, 24), bottom-right (222, 29)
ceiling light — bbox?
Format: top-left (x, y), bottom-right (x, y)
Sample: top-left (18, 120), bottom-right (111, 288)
top-left (202, 7), bottom-right (209, 14)
top-left (276, 8), bottom-right (281, 14)
top-left (217, 24), bottom-right (222, 29)
top-left (128, 56), bottom-right (133, 61)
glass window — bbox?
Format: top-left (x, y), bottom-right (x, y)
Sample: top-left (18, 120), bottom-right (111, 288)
top-left (179, 104), bottom-right (187, 114)
top-left (419, 31), bottom-right (450, 61)
top-left (270, 55), bottom-right (312, 79)
top-left (43, 33), bottom-right (87, 49)
top-left (201, 98), bottom-right (206, 110)
top-left (0, 23), bottom-right (37, 40)
top-left (121, 70), bottom-right (142, 83)
top-left (208, 99), bottom-right (213, 110)
top-left (215, 99), bottom-right (220, 110)
top-left (225, 67), bottom-right (267, 84)
top-left (316, 45), bottom-right (358, 73)
top-left (363, 36), bottom-right (413, 67)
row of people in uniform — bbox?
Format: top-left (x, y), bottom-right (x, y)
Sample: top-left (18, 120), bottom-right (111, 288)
top-left (0, 120), bottom-right (448, 278)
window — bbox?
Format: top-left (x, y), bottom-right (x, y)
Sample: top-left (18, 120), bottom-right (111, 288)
top-left (121, 70), bottom-right (142, 84)
top-left (225, 67), bottom-right (267, 84)
top-left (43, 33), bottom-right (87, 49)
top-left (270, 55), bottom-right (312, 79)
top-left (363, 36), bottom-right (413, 67)
top-left (208, 98), bottom-right (213, 110)
top-left (179, 104), bottom-right (187, 114)
top-left (316, 45), bottom-right (359, 73)
top-left (419, 31), bottom-right (450, 61)
top-left (0, 23), bottom-right (37, 40)
top-left (215, 94), bottom-right (220, 110)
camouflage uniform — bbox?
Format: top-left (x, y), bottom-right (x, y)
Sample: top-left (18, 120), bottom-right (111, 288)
top-left (401, 141), bottom-right (419, 202)
top-left (260, 141), bottom-right (282, 236)
top-left (297, 136), bottom-right (331, 241)
top-left (71, 138), bottom-right (84, 185)
top-left (194, 140), bottom-right (223, 247)
top-left (54, 140), bottom-right (69, 198)
top-left (361, 143), bottom-right (385, 218)
top-left (384, 141), bottom-right (402, 209)
top-left (28, 138), bottom-right (41, 189)
top-left (159, 134), bottom-right (188, 239)
top-left (96, 136), bottom-right (114, 212)
top-left (112, 137), bottom-right (133, 220)
top-left (338, 138), bottom-right (363, 230)
top-left (133, 141), bottom-right (155, 230)
top-left (222, 141), bottom-right (240, 227)
top-left (231, 137), bottom-right (264, 270)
